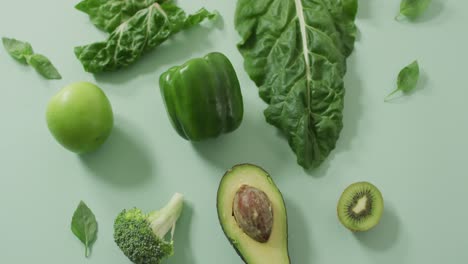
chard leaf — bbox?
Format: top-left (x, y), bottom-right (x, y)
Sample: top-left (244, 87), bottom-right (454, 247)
top-left (71, 201), bottom-right (98, 258)
top-left (75, 0), bottom-right (165, 32)
top-left (2, 37), bottom-right (62, 79)
top-left (398, 0), bottom-right (432, 20)
top-left (75, 2), bottom-right (217, 73)
top-left (235, 0), bottom-right (358, 169)
top-left (385, 60), bottom-right (420, 101)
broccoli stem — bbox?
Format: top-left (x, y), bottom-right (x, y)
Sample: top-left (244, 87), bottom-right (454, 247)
top-left (148, 193), bottom-right (184, 239)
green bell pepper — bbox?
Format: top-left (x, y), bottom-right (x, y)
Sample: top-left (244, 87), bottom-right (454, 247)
top-left (160, 52), bottom-right (244, 141)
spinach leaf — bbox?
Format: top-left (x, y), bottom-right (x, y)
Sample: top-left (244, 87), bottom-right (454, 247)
top-left (2, 37), bottom-right (33, 62)
top-left (75, 0), bottom-right (165, 32)
top-left (2, 37), bottom-right (62, 79)
top-left (397, 0), bottom-right (432, 20)
top-left (385, 60), bottom-right (420, 101)
top-left (75, 2), bottom-right (217, 73)
top-left (235, 0), bottom-right (358, 169)
top-left (71, 201), bottom-right (98, 258)
top-left (26, 54), bottom-right (62, 80)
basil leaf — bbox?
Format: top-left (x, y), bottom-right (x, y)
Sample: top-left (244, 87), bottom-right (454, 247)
top-left (2, 37), bottom-right (62, 80)
top-left (75, 0), bottom-right (165, 32)
top-left (75, 2), bottom-right (217, 73)
top-left (26, 54), bottom-right (62, 80)
top-left (385, 60), bottom-right (420, 101)
top-left (2, 37), bottom-right (33, 62)
top-left (235, 0), bottom-right (358, 169)
top-left (398, 0), bottom-right (432, 20)
top-left (71, 201), bottom-right (98, 258)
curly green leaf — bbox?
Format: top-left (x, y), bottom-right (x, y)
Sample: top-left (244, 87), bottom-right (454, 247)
top-left (75, 0), bottom-right (167, 32)
top-left (235, 0), bottom-right (358, 169)
top-left (75, 2), bottom-right (217, 73)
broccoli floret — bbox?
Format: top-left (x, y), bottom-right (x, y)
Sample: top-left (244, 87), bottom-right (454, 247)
top-left (114, 193), bottom-right (184, 264)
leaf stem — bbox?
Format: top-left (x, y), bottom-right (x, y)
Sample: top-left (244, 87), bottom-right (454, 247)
top-left (25, 54), bottom-right (33, 65)
top-left (384, 88), bottom-right (400, 102)
top-left (395, 14), bottom-right (405, 22)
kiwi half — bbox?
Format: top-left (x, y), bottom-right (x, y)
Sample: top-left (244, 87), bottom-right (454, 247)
top-left (337, 182), bottom-right (384, 232)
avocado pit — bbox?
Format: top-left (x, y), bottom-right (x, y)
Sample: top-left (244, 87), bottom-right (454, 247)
top-left (232, 185), bottom-right (273, 243)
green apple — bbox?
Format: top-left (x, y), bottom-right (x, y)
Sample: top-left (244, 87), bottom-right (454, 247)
top-left (46, 81), bottom-right (114, 154)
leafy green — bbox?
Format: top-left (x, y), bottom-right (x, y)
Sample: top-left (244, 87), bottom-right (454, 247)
top-left (235, 0), bottom-right (358, 169)
top-left (385, 60), bottom-right (420, 101)
top-left (2, 37), bottom-right (61, 79)
top-left (75, 0), bottom-right (165, 32)
top-left (2, 37), bottom-right (33, 62)
top-left (71, 201), bottom-right (98, 258)
top-left (75, 2), bottom-right (217, 73)
top-left (26, 54), bottom-right (62, 80)
top-left (397, 0), bottom-right (432, 20)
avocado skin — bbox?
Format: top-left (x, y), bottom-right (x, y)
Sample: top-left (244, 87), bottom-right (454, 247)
top-left (216, 163), bottom-right (291, 264)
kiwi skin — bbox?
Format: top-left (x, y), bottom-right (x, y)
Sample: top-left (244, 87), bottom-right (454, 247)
top-left (337, 182), bottom-right (384, 232)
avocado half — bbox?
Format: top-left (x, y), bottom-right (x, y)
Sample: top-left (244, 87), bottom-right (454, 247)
top-left (217, 164), bottom-right (290, 264)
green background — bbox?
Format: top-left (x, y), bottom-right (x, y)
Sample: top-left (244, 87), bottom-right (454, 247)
top-left (0, 0), bottom-right (466, 263)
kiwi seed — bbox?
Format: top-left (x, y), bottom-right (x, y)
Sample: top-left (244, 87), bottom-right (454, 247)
top-left (337, 181), bottom-right (384, 232)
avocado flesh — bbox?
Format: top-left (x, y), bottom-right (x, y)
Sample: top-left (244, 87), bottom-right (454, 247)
top-left (217, 164), bottom-right (290, 264)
